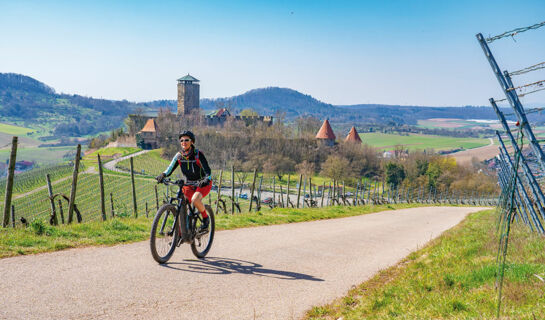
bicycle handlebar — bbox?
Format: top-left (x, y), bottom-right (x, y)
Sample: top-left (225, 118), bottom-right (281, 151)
top-left (160, 177), bottom-right (208, 187)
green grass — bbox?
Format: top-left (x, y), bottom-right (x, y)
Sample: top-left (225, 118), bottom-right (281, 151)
top-left (0, 146), bottom-right (79, 165)
top-left (0, 203), bottom-right (435, 258)
top-left (115, 148), bottom-right (168, 176)
top-left (360, 132), bottom-right (489, 151)
top-left (304, 209), bottom-right (545, 319)
top-left (0, 122), bottom-right (35, 135)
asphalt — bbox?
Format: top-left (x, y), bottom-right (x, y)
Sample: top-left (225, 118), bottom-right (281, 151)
top-left (0, 206), bottom-right (489, 320)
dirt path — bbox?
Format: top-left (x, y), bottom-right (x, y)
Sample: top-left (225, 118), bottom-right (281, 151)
top-left (0, 206), bottom-right (488, 320)
top-left (450, 137), bottom-right (497, 164)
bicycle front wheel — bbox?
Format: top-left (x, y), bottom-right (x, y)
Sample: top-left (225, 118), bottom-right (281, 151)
top-left (150, 204), bottom-right (179, 264)
top-left (191, 204), bottom-right (215, 259)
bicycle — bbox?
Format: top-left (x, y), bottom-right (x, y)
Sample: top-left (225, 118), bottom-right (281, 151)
top-left (150, 178), bottom-right (215, 263)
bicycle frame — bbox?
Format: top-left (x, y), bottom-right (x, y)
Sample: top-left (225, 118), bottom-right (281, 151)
top-left (159, 183), bottom-right (201, 244)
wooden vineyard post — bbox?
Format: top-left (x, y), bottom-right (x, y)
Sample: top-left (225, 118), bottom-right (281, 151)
top-left (231, 165), bottom-right (235, 214)
top-left (272, 176), bottom-right (276, 207)
top-left (154, 185), bottom-right (159, 210)
top-left (110, 192), bottom-right (115, 217)
top-left (308, 177), bottom-right (313, 206)
top-left (286, 174), bottom-right (291, 208)
top-left (130, 157), bottom-right (137, 218)
top-left (248, 169), bottom-right (256, 212)
top-left (46, 174), bottom-right (58, 225)
top-left (321, 183), bottom-right (325, 207)
top-left (58, 199), bottom-right (65, 224)
top-left (97, 154), bottom-right (106, 221)
top-left (296, 174), bottom-right (302, 208)
top-left (216, 169), bottom-right (224, 214)
top-left (257, 175), bottom-right (263, 205)
top-left (68, 144), bottom-right (81, 224)
top-left (355, 182), bottom-right (359, 206)
top-left (279, 185), bottom-right (284, 207)
top-left (327, 182), bottom-right (331, 206)
top-left (302, 178), bottom-right (306, 208)
top-left (11, 205), bottom-right (15, 228)
top-left (3, 136), bottom-right (17, 228)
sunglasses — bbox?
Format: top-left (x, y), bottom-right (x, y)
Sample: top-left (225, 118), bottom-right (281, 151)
top-left (180, 139), bottom-right (192, 142)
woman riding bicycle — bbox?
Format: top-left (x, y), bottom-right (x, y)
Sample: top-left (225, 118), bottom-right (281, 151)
top-left (156, 130), bottom-right (212, 234)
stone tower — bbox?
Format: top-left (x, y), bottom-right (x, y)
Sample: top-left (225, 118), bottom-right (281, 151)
top-left (177, 74), bottom-right (200, 116)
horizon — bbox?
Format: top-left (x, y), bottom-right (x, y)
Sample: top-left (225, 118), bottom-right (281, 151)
top-left (1, 1), bottom-right (544, 107)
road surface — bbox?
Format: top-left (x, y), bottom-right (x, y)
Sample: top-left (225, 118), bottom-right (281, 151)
top-left (0, 206), bottom-right (488, 320)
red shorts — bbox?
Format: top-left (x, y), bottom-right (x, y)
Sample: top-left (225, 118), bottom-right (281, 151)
top-left (182, 182), bottom-right (212, 203)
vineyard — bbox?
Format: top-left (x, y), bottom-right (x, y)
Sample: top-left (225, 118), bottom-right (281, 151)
top-left (0, 163), bottom-right (76, 196)
top-left (0, 137), bottom-right (501, 231)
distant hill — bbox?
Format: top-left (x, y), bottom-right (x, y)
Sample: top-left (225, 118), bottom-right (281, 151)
top-left (0, 73), bottom-right (521, 139)
top-left (0, 73), bottom-right (144, 137)
top-left (200, 87), bottom-right (516, 125)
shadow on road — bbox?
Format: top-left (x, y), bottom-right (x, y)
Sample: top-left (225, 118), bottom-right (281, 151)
top-left (161, 257), bottom-right (324, 282)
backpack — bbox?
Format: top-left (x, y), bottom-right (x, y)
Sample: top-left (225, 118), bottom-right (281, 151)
top-left (177, 149), bottom-right (202, 169)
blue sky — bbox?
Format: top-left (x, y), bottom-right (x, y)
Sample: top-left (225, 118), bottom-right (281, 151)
top-left (1, 0), bottom-right (544, 106)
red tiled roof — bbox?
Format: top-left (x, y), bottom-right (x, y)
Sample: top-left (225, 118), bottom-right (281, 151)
top-left (345, 126), bottom-right (362, 143)
top-left (316, 119), bottom-right (336, 140)
top-left (139, 119), bottom-right (157, 133)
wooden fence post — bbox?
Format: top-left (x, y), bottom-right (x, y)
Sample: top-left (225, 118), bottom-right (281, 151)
top-left (248, 168), bottom-right (256, 212)
top-left (286, 174), bottom-right (291, 208)
top-left (155, 185), bottom-right (159, 211)
top-left (68, 144), bottom-right (81, 224)
top-left (309, 177), bottom-right (312, 206)
top-left (97, 154), bottom-right (106, 221)
top-left (321, 183), bottom-right (325, 207)
top-left (231, 165), bottom-right (235, 214)
top-left (3, 136), bottom-right (17, 228)
top-left (130, 157), bottom-right (137, 218)
top-left (279, 185), bottom-right (284, 207)
top-left (58, 199), bottom-right (65, 224)
top-left (296, 174), bottom-right (302, 208)
top-left (11, 205), bottom-right (15, 228)
top-left (216, 169), bottom-right (224, 214)
top-left (46, 174), bottom-right (58, 226)
top-left (272, 176), bottom-right (276, 207)
top-left (110, 192), bottom-right (115, 217)
top-left (302, 178), bottom-right (306, 208)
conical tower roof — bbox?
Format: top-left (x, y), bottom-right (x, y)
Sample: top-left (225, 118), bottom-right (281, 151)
top-left (345, 126), bottom-right (362, 143)
top-left (139, 119), bottom-right (157, 133)
top-left (316, 119), bottom-right (336, 140)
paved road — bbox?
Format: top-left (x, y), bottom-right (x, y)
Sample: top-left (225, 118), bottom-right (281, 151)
top-left (103, 150), bottom-right (150, 173)
top-left (0, 206), bottom-right (488, 320)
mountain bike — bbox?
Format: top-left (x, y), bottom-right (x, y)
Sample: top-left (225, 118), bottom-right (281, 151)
top-left (150, 178), bottom-right (215, 263)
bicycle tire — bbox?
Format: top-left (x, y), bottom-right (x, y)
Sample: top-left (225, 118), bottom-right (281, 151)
top-left (191, 204), bottom-right (215, 259)
top-left (150, 204), bottom-right (179, 264)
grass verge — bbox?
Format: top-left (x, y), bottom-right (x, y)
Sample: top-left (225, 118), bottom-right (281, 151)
top-left (304, 209), bottom-right (545, 319)
top-left (1, 203), bottom-right (436, 259)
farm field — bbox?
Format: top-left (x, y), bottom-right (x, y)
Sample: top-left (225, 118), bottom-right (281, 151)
top-left (0, 123), bottom-right (36, 135)
top-left (0, 146), bottom-right (79, 165)
top-left (416, 118), bottom-right (503, 130)
top-left (359, 132), bottom-right (489, 151)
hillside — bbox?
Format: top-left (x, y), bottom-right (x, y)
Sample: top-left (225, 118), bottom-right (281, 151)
top-left (0, 73), bottom-right (143, 137)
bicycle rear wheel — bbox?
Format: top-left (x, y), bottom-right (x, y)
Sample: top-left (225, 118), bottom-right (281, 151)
top-left (191, 204), bottom-right (215, 258)
top-left (150, 204), bottom-right (179, 264)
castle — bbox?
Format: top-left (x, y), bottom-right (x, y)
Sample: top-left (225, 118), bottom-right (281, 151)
top-left (134, 74), bottom-right (272, 149)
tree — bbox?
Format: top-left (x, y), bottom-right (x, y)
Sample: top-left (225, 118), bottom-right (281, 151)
top-left (239, 108), bottom-right (259, 117)
top-left (295, 160), bottom-right (315, 177)
top-left (385, 162), bottom-right (405, 188)
top-left (320, 155), bottom-right (351, 181)
top-left (263, 154), bottom-right (295, 180)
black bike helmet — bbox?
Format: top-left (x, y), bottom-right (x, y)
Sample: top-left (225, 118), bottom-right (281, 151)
top-left (178, 130), bottom-right (195, 143)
